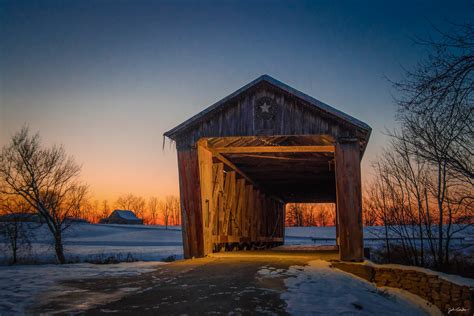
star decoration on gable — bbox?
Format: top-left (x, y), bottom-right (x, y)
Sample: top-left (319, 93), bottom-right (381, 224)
top-left (255, 96), bottom-right (277, 120)
top-left (260, 102), bottom-right (271, 113)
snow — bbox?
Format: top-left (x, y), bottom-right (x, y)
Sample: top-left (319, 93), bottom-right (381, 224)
top-left (286, 225), bottom-right (474, 246)
top-left (0, 223), bottom-right (183, 264)
top-left (0, 224), bottom-right (471, 315)
top-left (265, 260), bottom-right (439, 315)
top-left (0, 261), bottom-right (164, 315)
top-left (2, 224), bottom-right (471, 264)
top-left (286, 226), bottom-right (337, 239)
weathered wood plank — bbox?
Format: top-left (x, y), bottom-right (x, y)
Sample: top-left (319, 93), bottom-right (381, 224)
top-left (212, 236), bottom-right (284, 243)
top-left (164, 76), bottom-right (371, 153)
top-left (209, 148), bottom-right (285, 203)
top-left (177, 149), bottom-right (204, 259)
top-left (213, 145), bottom-right (334, 154)
top-left (223, 171), bottom-right (236, 235)
top-left (245, 185), bottom-right (253, 238)
top-left (197, 141), bottom-right (214, 256)
top-left (235, 179), bottom-right (246, 237)
top-left (335, 140), bottom-right (363, 261)
top-left (211, 163), bottom-right (224, 236)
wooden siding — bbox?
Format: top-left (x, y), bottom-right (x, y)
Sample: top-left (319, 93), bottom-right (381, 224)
top-left (174, 83), bottom-right (364, 150)
top-left (197, 141), bottom-right (285, 257)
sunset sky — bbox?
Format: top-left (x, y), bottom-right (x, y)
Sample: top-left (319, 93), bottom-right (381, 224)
top-left (1, 0), bottom-right (472, 202)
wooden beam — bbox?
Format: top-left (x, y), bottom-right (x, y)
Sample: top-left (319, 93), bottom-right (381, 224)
top-left (212, 145), bottom-right (335, 154)
top-left (197, 143), bottom-right (214, 256)
top-left (224, 153), bottom-right (327, 161)
top-left (177, 149), bottom-right (204, 259)
top-left (335, 140), bottom-right (363, 262)
top-left (208, 148), bottom-right (285, 204)
top-left (212, 150), bottom-right (258, 188)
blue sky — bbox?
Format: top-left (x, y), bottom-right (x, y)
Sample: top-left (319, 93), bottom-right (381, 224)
top-left (1, 0), bottom-right (472, 200)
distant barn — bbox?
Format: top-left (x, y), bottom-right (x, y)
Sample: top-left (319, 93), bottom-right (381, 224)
top-left (164, 74), bottom-right (371, 262)
top-left (103, 210), bottom-right (143, 225)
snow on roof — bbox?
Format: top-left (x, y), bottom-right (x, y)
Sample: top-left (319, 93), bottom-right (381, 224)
top-left (112, 210), bottom-right (141, 221)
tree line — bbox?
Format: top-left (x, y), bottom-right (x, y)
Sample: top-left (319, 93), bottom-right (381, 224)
top-left (285, 203), bottom-right (335, 227)
top-left (81, 193), bottom-right (180, 227)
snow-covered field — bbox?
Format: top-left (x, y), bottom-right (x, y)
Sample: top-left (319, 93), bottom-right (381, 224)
top-left (0, 224), bottom-right (182, 314)
top-left (285, 225), bottom-right (474, 247)
top-left (1, 223), bottom-right (472, 264)
top-left (0, 223), bottom-right (184, 264)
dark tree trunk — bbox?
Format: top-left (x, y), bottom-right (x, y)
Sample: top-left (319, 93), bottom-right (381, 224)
top-left (10, 224), bottom-right (18, 265)
top-left (12, 235), bottom-right (18, 265)
top-left (54, 232), bottom-right (66, 264)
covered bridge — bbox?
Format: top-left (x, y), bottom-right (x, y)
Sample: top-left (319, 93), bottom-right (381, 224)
top-left (164, 75), bottom-right (371, 261)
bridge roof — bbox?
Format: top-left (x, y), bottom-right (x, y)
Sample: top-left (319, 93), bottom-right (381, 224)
top-left (164, 74), bottom-right (371, 141)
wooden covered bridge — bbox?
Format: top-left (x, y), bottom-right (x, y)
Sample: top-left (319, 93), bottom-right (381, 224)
top-left (164, 75), bottom-right (371, 262)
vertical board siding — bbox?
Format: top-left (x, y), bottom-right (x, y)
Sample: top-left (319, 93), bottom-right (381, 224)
top-left (190, 142), bottom-right (285, 257)
top-left (175, 86), bottom-right (359, 150)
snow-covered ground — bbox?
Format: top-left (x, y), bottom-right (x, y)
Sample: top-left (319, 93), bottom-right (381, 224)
top-left (286, 225), bottom-right (474, 263)
top-left (285, 225), bottom-right (474, 247)
top-left (285, 260), bottom-right (441, 315)
top-left (0, 223), bottom-right (183, 264)
top-left (1, 223), bottom-right (472, 264)
top-left (259, 260), bottom-right (441, 315)
top-left (0, 224), bottom-right (472, 315)
top-left (0, 261), bottom-right (164, 315)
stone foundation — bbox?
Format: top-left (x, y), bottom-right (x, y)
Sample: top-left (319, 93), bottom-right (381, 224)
top-left (332, 262), bottom-right (473, 315)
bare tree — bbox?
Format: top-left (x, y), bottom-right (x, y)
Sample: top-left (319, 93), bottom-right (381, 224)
top-left (0, 128), bottom-right (88, 264)
top-left (285, 203), bottom-right (303, 226)
top-left (0, 195), bottom-right (35, 264)
top-left (285, 203), bottom-right (335, 227)
top-left (131, 196), bottom-right (146, 220)
top-left (160, 196), bottom-right (179, 228)
top-left (116, 193), bottom-right (146, 220)
top-left (148, 197), bottom-right (159, 225)
top-left (81, 199), bottom-right (99, 223)
top-left (366, 133), bottom-right (472, 270)
top-left (313, 204), bottom-right (335, 227)
top-left (116, 193), bottom-right (136, 210)
top-left (367, 144), bottom-right (428, 266)
top-left (100, 200), bottom-right (110, 220)
top-left (390, 22), bottom-right (474, 269)
top-left (393, 23), bottom-right (473, 181)
top-left (362, 190), bottom-right (379, 227)
top-left (169, 196), bottom-right (180, 226)
top-left (160, 200), bottom-right (169, 229)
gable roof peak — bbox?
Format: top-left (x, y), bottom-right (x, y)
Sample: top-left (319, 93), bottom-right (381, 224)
top-left (164, 75), bottom-right (371, 140)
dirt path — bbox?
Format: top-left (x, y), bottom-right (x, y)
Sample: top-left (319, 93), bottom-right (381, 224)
top-left (29, 250), bottom-right (338, 315)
